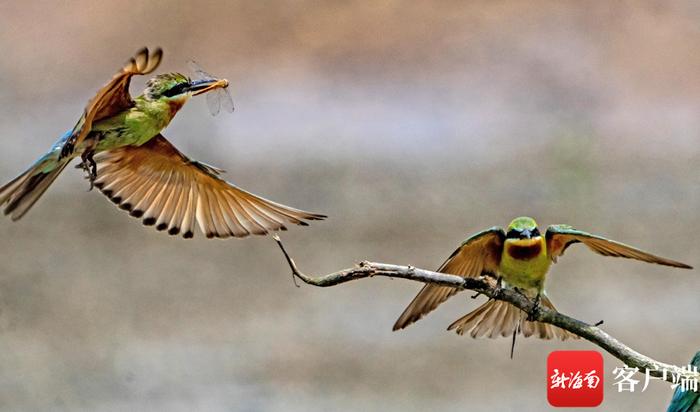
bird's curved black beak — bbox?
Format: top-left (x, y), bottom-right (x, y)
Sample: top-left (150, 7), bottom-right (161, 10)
top-left (188, 78), bottom-right (229, 96)
top-left (520, 229), bottom-right (532, 239)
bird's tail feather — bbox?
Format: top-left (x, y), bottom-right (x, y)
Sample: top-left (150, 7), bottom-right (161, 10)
top-left (0, 157), bottom-right (70, 220)
top-left (447, 295), bottom-right (578, 340)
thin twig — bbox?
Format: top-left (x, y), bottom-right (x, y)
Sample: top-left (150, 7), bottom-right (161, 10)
top-left (273, 236), bottom-right (699, 386)
top-left (273, 234), bottom-right (300, 287)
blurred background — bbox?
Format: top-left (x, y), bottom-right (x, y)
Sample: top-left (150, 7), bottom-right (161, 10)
top-left (0, 1), bottom-right (698, 410)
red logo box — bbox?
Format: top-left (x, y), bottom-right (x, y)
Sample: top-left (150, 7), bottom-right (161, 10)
top-left (547, 350), bottom-right (604, 407)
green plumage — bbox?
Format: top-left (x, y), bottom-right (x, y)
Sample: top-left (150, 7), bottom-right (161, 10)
top-left (667, 352), bottom-right (700, 412)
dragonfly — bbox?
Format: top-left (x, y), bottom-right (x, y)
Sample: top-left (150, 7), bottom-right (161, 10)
top-left (188, 60), bottom-right (235, 116)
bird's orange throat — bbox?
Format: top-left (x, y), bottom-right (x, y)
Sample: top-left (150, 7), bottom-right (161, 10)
top-left (167, 98), bottom-right (187, 117)
top-left (505, 238), bottom-right (543, 261)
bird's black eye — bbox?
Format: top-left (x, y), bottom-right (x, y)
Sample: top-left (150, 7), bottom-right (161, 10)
top-left (531, 228), bottom-right (540, 237)
top-left (506, 229), bottom-right (520, 239)
top-left (162, 82), bottom-right (190, 98)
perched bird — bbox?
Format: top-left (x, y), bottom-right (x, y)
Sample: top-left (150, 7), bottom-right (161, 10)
top-left (393, 217), bottom-right (691, 340)
top-left (667, 351), bottom-right (700, 412)
top-left (0, 47), bottom-right (325, 238)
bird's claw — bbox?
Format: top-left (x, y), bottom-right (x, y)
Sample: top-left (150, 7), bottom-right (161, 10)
top-left (79, 150), bottom-right (97, 190)
top-left (492, 276), bottom-right (503, 297)
top-left (527, 293), bottom-right (541, 322)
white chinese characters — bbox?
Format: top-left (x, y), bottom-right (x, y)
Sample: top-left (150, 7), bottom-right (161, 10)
top-left (550, 369), bottom-right (601, 390)
top-left (612, 364), bottom-right (699, 393)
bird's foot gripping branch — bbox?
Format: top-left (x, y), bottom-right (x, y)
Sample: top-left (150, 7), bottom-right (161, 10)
top-left (272, 235), bottom-right (699, 387)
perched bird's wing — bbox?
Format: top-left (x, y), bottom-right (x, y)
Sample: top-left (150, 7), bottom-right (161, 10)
top-left (546, 225), bottom-right (692, 268)
top-left (93, 134), bottom-right (325, 239)
top-left (393, 227), bottom-right (505, 330)
top-left (68, 47), bottom-right (163, 152)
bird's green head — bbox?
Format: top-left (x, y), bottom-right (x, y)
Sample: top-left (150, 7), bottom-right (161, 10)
top-left (145, 73), bottom-right (229, 101)
top-left (506, 216), bottom-right (541, 240)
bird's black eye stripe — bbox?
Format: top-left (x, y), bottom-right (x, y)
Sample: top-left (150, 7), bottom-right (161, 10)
top-left (531, 228), bottom-right (540, 237)
top-left (162, 82), bottom-right (190, 97)
top-left (506, 229), bottom-right (520, 239)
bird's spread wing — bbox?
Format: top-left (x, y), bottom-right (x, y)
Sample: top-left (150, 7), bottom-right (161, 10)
top-left (93, 134), bottom-right (325, 239)
top-left (68, 47), bottom-right (163, 153)
top-left (393, 227), bottom-right (505, 330)
top-left (545, 225), bottom-right (692, 268)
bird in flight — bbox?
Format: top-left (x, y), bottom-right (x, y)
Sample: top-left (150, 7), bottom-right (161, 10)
top-left (393, 216), bottom-right (691, 340)
top-left (0, 47), bottom-right (325, 238)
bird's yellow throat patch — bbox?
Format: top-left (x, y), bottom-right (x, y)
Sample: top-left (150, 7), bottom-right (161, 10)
top-left (505, 237), bottom-right (543, 261)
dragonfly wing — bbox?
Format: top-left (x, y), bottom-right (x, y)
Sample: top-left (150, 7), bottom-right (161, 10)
top-left (219, 88), bottom-right (235, 113)
top-left (206, 91), bottom-right (221, 116)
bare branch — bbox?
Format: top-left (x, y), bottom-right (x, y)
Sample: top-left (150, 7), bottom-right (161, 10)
top-left (273, 235), bottom-right (699, 386)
